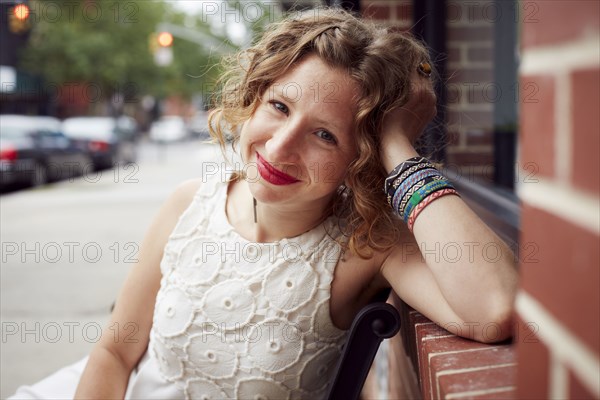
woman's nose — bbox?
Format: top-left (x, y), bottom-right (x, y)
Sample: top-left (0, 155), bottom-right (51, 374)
top-left (264, 121), bottom-right (303, 163)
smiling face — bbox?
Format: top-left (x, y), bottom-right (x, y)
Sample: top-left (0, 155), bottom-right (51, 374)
top-left (239, 54), bottom-right (360, 211)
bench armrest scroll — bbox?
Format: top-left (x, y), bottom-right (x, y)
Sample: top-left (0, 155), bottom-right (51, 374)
top-left (326, 302), bottom-right (401, 400)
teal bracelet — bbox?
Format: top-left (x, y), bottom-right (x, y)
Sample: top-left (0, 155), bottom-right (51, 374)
top-left (403, 179), bottom-right (454, 222)
top-left (398, 175), bottom-right (444, 217)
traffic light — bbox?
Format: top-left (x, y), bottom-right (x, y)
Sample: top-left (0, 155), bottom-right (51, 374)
top-left (13, 3), bottom-right (30, 20)
top-left (149, 31), bottom-right (173, 66)
top-left (9, 3), bottom-right (31, 34)
top-left (157, 31), bottom-right (173, 47)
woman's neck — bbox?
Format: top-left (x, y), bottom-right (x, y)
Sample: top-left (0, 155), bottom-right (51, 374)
top-left (226, 179), bottom-right (331, 243)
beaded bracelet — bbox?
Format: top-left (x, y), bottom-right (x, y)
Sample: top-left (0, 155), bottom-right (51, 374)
top-left (386, 163), bottom-right (435, 205)
top-left (395, 175), bottom-right (443, 217)
top-left (385, 157), bottom-right (459, 229)
top-left (407, 188), bottom-right (459, 232)
top-left (392, 168), bottom-right (439, 210)
top-left (403, 179), bottom-right (453, 222)
top-left (384, 156), bottom-right (428, 194)
top-left (385, 158), bottom-right (437, 206)
top-left (399, 174), bottom-right (447, 215)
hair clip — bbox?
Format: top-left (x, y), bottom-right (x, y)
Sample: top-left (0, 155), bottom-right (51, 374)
top-left (418, 62), bottom-right (432, 77)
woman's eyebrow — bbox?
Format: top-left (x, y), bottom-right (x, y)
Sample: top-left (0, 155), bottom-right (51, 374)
top-left (314, 116), bottom-right (344, 134)
top-left (267, 83), bottom-right (309, 103)
top-left (268, 82), bottom-right (349, 133)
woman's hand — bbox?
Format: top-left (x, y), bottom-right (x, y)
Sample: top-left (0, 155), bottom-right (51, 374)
top-left (380, 67), bottom-right (437, 171)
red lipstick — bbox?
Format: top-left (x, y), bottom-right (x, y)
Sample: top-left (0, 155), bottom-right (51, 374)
top-left (256, 152), bottom-right (299, 186)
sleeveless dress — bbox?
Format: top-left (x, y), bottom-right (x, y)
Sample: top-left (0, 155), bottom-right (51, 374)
top-left (11, 174), bottom-right (349, 400)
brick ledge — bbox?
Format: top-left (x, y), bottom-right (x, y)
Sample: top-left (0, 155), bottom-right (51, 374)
top-left (393, 294), bottom-right (517, 399)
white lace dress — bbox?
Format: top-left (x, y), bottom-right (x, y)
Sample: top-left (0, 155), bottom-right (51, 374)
top-left (11, 175), bottom-right (349, 400)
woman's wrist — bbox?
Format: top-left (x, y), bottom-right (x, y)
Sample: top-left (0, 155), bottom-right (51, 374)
top-left (380, 134), bottom-right (419, 173)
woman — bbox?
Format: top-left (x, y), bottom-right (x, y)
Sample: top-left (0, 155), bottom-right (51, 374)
top-left (12, 8), bottom-right (518, 400)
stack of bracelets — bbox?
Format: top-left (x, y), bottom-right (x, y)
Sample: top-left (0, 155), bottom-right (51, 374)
top-left (384, 156), bottom-right (459, 232)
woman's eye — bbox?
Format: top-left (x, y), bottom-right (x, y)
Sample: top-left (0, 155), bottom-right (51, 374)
top-left (315, 130), bottom-right (338, 144)
top-left (270, 101), bottom-right (289, 115)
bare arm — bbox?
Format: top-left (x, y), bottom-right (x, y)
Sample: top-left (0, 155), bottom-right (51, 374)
top-left (74, 179), bottom-right (201, 399)
top-left (379, 71), bottom-right (518, 343)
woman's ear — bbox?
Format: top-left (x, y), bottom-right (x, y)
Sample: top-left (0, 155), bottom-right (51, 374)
top-left (342, 173), bottom-right (354, 192)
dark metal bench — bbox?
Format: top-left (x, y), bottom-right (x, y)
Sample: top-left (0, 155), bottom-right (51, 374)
top-left (326, 289), bottom-right (401, 400)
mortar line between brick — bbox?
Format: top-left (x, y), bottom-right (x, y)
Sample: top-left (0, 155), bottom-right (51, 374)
top-left (518, 177), bottom-right (600, 234)
top-left (427, 346), bottom-right (502, 362)
top-left (427, 346), bottom-right (492, 399)
top-left (521, 35), bottom-right (600, 74)
top-left (516, 291), bottom-right (600, 397)
top-left (435, 363), bottom-right (517, 400)
top-left (437, 362), bottom-right (517, 376)
top-left (445, 386), bottom-right (515, 399)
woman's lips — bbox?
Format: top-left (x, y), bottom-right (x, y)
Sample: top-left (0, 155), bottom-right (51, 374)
top-left (256, 152), bottom-right (299, 186)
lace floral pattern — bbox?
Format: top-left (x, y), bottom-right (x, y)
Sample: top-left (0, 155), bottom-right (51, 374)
top-left (149, 175), bottom-right (348, 399)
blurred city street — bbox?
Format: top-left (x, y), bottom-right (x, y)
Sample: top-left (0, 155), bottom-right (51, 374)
top-left (0, 140), bottom-right (221, 398)
top-left (0, 0), bottom-right (273, 395)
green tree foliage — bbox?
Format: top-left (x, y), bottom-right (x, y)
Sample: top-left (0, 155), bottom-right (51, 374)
top-left (18, 0), bottom-right (222, 101)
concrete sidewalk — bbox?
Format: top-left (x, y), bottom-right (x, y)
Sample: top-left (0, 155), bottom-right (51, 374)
top-left (1, 141), bottom-right (222, 398)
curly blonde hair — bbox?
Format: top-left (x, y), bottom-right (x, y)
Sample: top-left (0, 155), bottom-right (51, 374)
top-left (209, 8), bottom-right (432, 258)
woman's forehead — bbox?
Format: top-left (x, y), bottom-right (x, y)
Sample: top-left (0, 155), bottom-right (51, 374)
top-left (267, 55), bottom-right (360, 108)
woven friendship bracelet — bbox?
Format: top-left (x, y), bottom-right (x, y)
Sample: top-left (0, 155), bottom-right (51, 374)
top-left (393, 171), bottom-right (440, 213)
top-left (395, 174), bottom-right (444, 214)
top-left (393, 177), bottom-right (427, 212)
top-left (407, 188), bottom-right (459, 232)
top-left (385, 157), bottom-right (459, 230)
top-left (405, 178), bottom-right (453, 209)
top-left (386, 161), bottom-right (437, 202)
top-left (403, 179), bottom-right (454, 222)
top-left (385, 156), bottom-right (427, 185)
top-left (397, 175), bottom-right (446, 217)
top-left (393, 168), bottom-right (439, 207)
top-left (393, 161), bottom-right (437, 190)
top-left (384, 156), bottom-right (428, 193)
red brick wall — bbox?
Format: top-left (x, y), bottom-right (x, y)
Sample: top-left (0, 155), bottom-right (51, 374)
top-left (445, 0), bottom-right (495, 180)
top-left (362, 0), bottom-right (497, 181)
top-left (362, 0), bottom-right (412, 28)
top-left (516, 1), bottom-right (600, 398)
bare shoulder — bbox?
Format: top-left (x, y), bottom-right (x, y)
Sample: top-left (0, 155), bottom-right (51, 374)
top-left (144, 178), bottom-right (201, 228)
top-left (165, 178), bottom-right (203, 215)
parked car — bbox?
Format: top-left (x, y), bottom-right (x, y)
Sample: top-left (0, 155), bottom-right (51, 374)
top-left (187, 112), bottom-right (211, 140)
top-left (0, 115), bottom-right (91, 189)
top-left (62, 116), bottom-right (138, 170)
top-left (149, 116), bottom-right (188, 143)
